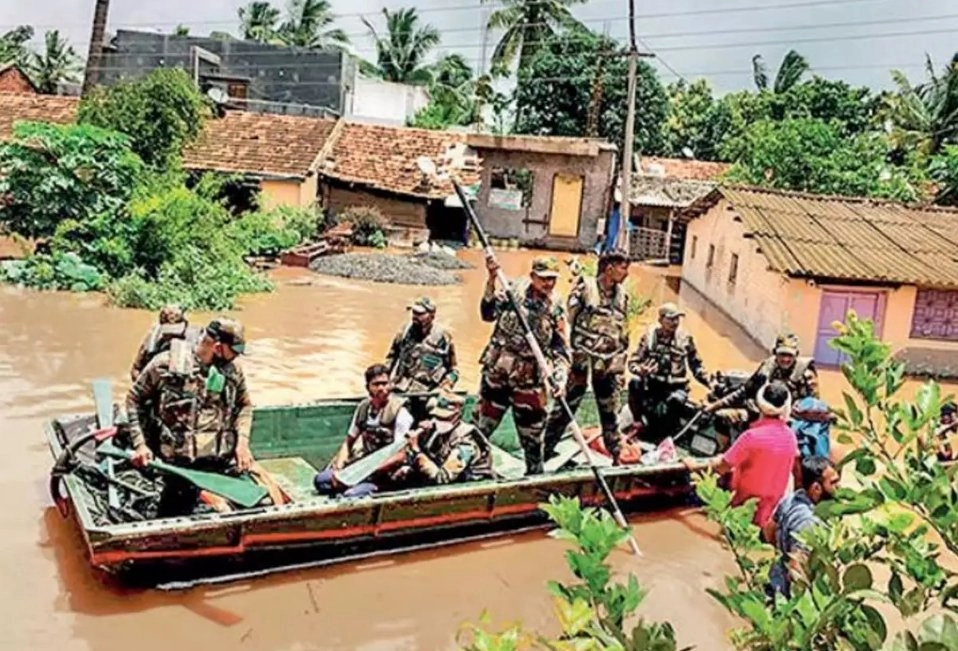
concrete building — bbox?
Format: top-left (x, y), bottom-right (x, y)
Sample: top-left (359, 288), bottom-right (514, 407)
top-left (464, 133), bottom-right (617, 252)
top-left (681, 186), bottom-right (958, 372)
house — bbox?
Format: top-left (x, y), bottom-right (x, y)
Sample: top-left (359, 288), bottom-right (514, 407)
top-left (0, 93), bottom-right (78, 139)
top-left (464, 133), bottom-right (617, 252)
top-left (628, 156), bottom-right (730, 264)
top-left (0, 64), bottom-right (38, 94)
top-left (319, 121), bottom-right (480, 243)
top-left (681, 186), bottom-right (958, 370)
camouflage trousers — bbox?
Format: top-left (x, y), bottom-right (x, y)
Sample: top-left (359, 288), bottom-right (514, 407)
top-left (472, 372), bottom-right (548, 475)
top-left (543, 357), bottom-right (623, 461)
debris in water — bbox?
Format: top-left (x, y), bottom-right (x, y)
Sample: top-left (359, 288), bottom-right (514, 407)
top-left (309, 252), bottom-right (473, 286)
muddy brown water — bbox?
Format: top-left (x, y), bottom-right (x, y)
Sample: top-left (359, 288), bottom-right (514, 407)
top-left (0, 247), bottom-right (950, 650)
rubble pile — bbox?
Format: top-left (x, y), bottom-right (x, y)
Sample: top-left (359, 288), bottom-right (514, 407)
top-left (309, 250), bottom-right (473, 286)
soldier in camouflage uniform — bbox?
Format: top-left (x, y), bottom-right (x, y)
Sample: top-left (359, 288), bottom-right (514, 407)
top-left (473, 254), bottom-right (571, 475)
top-left (129, 304), bottom-right (201, 381)
top-left (706, 333), bottom-right (819, 427)
top-left (627, 303), bottom-right (710, 442)
top-left (385, 296), bottom-right (459, 420)
top-left (393, 391), bottom-right (494, 486)
top-left (543, 249), bottom-right (631, 462)
top-left (126, 317), bottom-right (254, 517)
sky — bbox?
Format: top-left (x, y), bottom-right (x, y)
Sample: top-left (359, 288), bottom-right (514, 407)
top-left (2, 0), bottom-right (957, 94)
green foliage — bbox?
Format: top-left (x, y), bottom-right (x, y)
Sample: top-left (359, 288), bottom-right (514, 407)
top-left (929, 145), bottom-right (958, 206)
top-left (362, 7), bottom-right (440, 85)
top-left (0, 252), bottom-right (105, 292)
top-left (458, 495), bottom-right (689, 651)
top-left (485, 0), bottom-right (587, 77)
top-left (664, 79), bottom-right (728, 161)
top-left (78, 68), bottom-right (208, 170)
top-left (238, 0), bottom-right (350, 49)
top-left (0, 25), bottom-right (33, 66)
top-left (336, 205), bottom-right (387, 248)
top-left (229, 203), bottom-right (324, 256)
top-left (514, 28), bottom-right (669, 155)
top-left (0, 121), bottom-right (145, 239)
top-left (26, 29), bottom-right (82, 94)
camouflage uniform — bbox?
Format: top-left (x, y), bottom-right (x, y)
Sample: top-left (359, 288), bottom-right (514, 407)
top-left (544, 273), bottom-right (630, 459)
top-left (406, 393), bottom-right (494, 485)
top-left (129, 305), bottom-right (200, 381)
top-left (627, 305), bottom-right (709, 442)
top-left (473, 257), bottom-right (571, 474)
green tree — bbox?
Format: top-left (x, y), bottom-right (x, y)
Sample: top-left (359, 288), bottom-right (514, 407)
top-left (27, 30), bottom-right (82, 94)
top-left (482, 0), bottom-right (587, 77)
top-left (409, 55), bottom-right (487, 129)
top-left (664, 79), bottom-right (729, 161)
top-left (769, 77), bottom-right (877, 135)
top-left (514, 28), bottom-right (668, 155)
top-left (362, 7), bottom-right (440, 84)
top-left (239, 1), bottom-right (281, 42)
top-left (885, 53), bottom-right (958, 156)
top-left (752, 49), bottom-right (809, 93)
top-left (0, 25), bottom-right (34, 66)
top-left (174, 24), bottom-right (190, 37)
top-left (278, 0), bottom-right (349, 50)
top-left (78, 68), bottom-right (208, 170)
top-left (929, 145), bottom-right (958, 205)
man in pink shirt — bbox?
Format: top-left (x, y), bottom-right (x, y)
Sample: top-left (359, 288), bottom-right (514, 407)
top-left (685, 381), bottom-right (799, 527)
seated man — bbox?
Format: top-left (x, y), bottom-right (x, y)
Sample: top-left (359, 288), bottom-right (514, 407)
top-left (126, 317), bottom-right (256, 517)
top-left (313, 364), bottom-right (414, 498)
top-left (129, 304), bottom-right (200, 381)
top-left (394, 392), bottom-right (494, 486)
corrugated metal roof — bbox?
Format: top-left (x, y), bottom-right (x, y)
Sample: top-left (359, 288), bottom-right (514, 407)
top-left (722, 187), bottom-right (958, 288)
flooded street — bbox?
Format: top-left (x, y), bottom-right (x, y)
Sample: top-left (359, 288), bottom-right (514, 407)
top-left (0, 247), bottom-right (948, 650)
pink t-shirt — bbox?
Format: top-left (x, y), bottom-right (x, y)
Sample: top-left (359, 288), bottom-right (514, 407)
top-left (723, 417), bottom-right (798, 527)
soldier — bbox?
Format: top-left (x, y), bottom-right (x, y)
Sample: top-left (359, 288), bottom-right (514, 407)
top-left (385, 296), bottom-right (459, 420)
top-left (543, 249), bottom-right (631, 462)
top-left (627, 302), bottom-right (710, 440)
top-left (126, 317), bottom-right (254, 517)
top-left (129, 304), bottom-right (200, 381)
top-left (473, 254), bottom-right (571, 475)
top-left (393, 391), bottom-right (494, 486)
top-left (313, 364), bottom-right (414, 498)
top-left (705, 333), bottom-right (818, 424)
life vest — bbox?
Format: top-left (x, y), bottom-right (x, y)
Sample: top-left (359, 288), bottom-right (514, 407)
top-left (391, 324), bottom-right (453, 391)
top-left (757, 356), bottom-right (816, 400)
top-left (349, 394), bottom-right (407, 461)
top-left (570, 276), bottom-right (629, 357)
top-left (421, 421), bottom-right (494, 482)
top-left (480, 280), bottom-right (564, 380)
top-left (154, 339), bottom-right (244, 462)
top-left (644, 326), bottom-right (694, 385)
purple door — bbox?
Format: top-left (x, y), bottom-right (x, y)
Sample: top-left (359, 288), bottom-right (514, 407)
top-left (813, 290), bottom-right (885, 366)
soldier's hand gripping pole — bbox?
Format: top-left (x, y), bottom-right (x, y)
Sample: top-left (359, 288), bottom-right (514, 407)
top-left (452, 181), bottom-right (642, 557)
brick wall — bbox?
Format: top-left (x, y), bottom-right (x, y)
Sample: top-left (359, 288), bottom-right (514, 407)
top-left (323, 184), bottom-right (427, 229)
top-left (0, 68), bottom-right (36, 94)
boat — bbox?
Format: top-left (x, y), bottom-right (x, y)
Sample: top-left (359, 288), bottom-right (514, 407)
top-left (45, 385), bottom-right (723, 589)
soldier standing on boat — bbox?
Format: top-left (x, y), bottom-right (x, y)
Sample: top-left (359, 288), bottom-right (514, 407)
top-left (543, 249), bottom-right (631, 463)
top-left (129, 304), bottom-right (200, 381)
top-left (392, 391), bottom-right (494, 486)
top-left (126, 317), bottom-right (255, 517)
top-left (473, 254), bottom-right (571, 475)
top-left (313, 363), bottom-right (414, 498)
top-left (627, 303), bottom-right (710, 440)
top-left (385, 296), bottom-right (460, 421)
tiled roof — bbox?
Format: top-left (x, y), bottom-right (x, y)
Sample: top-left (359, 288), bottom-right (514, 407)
top-left (722, 187), bottom-right (958, 288)
top-left (631, 175), bottom-right (717, 208)
top-left (182, 110), bottom-right (338, 178)
top-left (0, 93), bottom-right (78, 139)
top-left (322, 121), bottom-right (481, 199)
top-left (639, 157), bottom-right (730, 181)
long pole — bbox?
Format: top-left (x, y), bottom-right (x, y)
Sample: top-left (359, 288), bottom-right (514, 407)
top-left (452, 181), bottom-right (642, 557)
top-left (616, 0), bottom-right (639, 251)
top-left (81, 0), bottom-right (111, 96)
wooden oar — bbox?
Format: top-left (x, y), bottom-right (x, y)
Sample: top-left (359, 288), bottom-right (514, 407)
top-left (97, 441), bottom-right (269, 509)
top-left (333, 436), bottom-right (409, 488)
top-left (451, 179), bottom-right (643, 557)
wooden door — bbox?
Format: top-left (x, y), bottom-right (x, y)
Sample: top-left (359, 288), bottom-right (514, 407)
top-left (548, 173), bottom-right (583, 238)
top-left (813, 290), bottom-right (886, 366)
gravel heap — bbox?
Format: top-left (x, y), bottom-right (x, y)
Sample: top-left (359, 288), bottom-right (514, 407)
top-left (309, 251), bottom-right (471, 286)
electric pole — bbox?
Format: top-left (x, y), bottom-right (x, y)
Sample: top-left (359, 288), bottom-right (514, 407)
top-left (82, 0), bottom-right (111, 96)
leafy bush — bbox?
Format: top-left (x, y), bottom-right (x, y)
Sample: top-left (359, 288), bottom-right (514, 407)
top-left (0, 251), bottom-right (105, 292)
top-left (336, 205), bottom-right (387, 248)
top-left (230, 203), bottom-right (324, 256)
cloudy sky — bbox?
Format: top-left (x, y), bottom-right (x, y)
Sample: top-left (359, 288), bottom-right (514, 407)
top-left (3, 0), bottom-right (956, 93)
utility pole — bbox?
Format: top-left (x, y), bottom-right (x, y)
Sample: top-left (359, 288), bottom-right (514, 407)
top-left (81, 0), bottom-right (111, 96)
top-left (616, 0), bottom-right (654, 252)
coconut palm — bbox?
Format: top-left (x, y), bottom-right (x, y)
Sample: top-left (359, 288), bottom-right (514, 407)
top-left (279, 0), bottom-right (349, 50)
top-left (887, 53), bottom-right (958, 155)
top-left (482, 0), bottom-right (587, 77)
top-left (752, 49), bottom-right (809, 93)
top-left (0, 25), bottom-right (34, 66)
top-left (239, 1), bottom-right (281, 42)
top-left (28, 30), bottom-right (83, 94)
top-left (362, 7), bottom-right (440, 84)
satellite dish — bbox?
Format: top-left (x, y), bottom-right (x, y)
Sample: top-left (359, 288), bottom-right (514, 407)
top-left (206, 87), bottom-right (229, 104)
top-left (416, 156), bottom-right (437, 176)
top-left (681, 146), bottom-right (694, 159)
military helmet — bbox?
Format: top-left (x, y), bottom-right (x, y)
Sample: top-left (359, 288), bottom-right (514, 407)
top-left (773, 333), bottom-right (800, 356)
top-left (158, 304), bottom-right (186, 324)
top-left (206, 317), bottom-right (246, 354)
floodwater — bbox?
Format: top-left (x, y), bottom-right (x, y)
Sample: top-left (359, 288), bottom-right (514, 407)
top-left (0, 247), bottom-right (947, 651)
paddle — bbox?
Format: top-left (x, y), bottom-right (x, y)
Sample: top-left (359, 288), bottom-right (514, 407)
top-left (446, 176), bottom-right (643, 557)
top-left (333, 436), bottom-right (409, 488)
top-left (97, 441), bottom-right (269, 509)
top-left (91, 378), bottom-right (120, 509)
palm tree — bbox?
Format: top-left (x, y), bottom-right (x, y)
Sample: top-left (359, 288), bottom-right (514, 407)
top-left (482, 0), bottom-right (587, 77)
top-left (362, 8), bottom-right (440, 84)
top-left (29, 30), bottom-right (83, 94)
top-left (174, 25), bottom-right (190, 37)
top-left (279, 0), bottom-right (349, 50)
top-left (752, 50), bottom-right (809, 93)
top-left (0, 25), bottom-right (34, 66)
top-left (239, 1), bottom-right (281, 43)
top-left (81, 0), bottom-right (109, 94)
top-left (887, 53), bottom-right (958, 156)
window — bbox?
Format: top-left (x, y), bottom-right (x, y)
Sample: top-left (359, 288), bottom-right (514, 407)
top-left (690, 235), bottom-right (698, 260)
top-left (706, 244), bottom-right (715, 269)
top-left (488, 167), bottom-right (534, 210)
top-left (728, 253), bottom-right (739, 286)
top-left (910, 289), bottom-right (958, 341)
